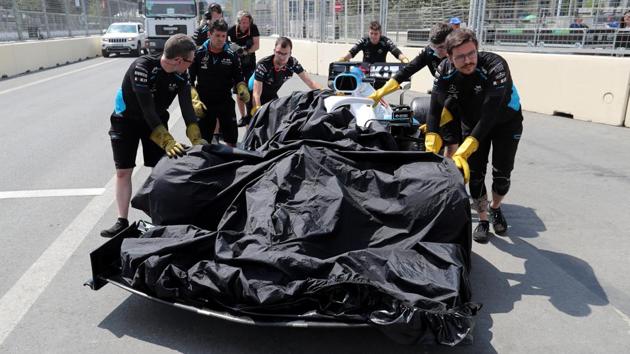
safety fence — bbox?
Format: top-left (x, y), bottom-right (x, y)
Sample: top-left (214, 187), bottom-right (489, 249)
top-left (2, 0), bottom-right (629, 55)
top-left (0, 0), bottom-right (141, 41)
top-left (236, 0), bottom-right (630, 55)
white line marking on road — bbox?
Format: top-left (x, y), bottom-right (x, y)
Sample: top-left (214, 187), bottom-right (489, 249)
top-left (0, 110), bottom-right (182, 345)
top-left (0, 188), bottom-right (105, 200)
top-left (0, 60), bottom-right (114, 96)
top-left (613, 307), bottom-right (630, 335)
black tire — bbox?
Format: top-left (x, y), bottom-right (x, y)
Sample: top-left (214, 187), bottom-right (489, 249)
top-left (410, 96), bottom-right (431, 126)
top-left (101, 50), bottom-right (110, 58)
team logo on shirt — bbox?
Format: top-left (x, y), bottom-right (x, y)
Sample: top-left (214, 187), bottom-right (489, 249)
top-left (221, 58), bottom-right (232, 66)
top-left (200, 54), bottom-right (209, 69)
top-left (134, 70), bottom-right (147, 78)
top-left (474, 85), bottom-right (483, 95)
top-left (168, 83), bottom-right (178, 92)
top-left (492, 78), bottom-right (507, 86)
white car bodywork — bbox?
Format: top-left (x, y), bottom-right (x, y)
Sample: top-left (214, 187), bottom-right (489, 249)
top-left (324, 73), bottom-right (393, 130)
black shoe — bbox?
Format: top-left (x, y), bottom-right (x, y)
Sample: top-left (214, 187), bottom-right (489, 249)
top-left (489, 207), bottom-right (508, 235)
top-left (100, 218), bottom-right (129, 238)
top-left (237, 115), bottom-right (250, 127)
top-left (473, 221), bottom-right (490, 243)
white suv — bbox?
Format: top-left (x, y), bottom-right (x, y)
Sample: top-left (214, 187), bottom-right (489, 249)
top-left (101, 22), bottom-right (147, 57)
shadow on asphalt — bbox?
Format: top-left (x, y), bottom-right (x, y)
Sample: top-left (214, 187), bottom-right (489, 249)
top-left (468, 202), bottom-right (609, 347)
top-left (501, 204), bottom-right (546, 238)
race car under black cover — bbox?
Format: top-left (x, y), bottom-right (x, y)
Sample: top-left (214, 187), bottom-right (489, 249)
top-left (88, 90), bottom-right (479, 346)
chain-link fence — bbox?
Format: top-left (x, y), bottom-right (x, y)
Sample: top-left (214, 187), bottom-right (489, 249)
top-left (232, 0), bottom-right (629, 55)
top-left (0, 0), bottom-right (142, 41)
top-left (2, 0), bottom-right (629, 54)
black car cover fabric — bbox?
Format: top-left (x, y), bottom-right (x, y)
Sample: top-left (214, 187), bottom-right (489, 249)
top-left (242, 90), bottom-right (399, 152)
top-left (124, 90), bottom-right (478, 345)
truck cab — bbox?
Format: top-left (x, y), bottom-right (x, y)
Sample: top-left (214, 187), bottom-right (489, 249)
top-left (143, 0), bottom-right (200, 54)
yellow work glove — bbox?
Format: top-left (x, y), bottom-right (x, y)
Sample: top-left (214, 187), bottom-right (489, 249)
top-left (440, 106), bottom-right (454, 126)
top-left (337, 56), bottom-right (349, 62)
top-left (191, 87), bottom-right (207, 118)
top-left (367, 78), bottom-right (400, 105)
top-left (250, 105), bottom-right (261, 116)
top-left (150, 124), bottom-right (186, 158)
top-left (452, 156), bottom-right (470, 184)
top-left (185, 122), bottom-right (208, 145)
top-left (424, 132), bottom-right (443, 154)
top-left (401, 57), bottom-right (410, 64)
top-left (236, 82), bottom-right (250, 103)
top-left (452, 136), bottom-right (479, 184)
top-left (419, 106), bottom-right (455, 134)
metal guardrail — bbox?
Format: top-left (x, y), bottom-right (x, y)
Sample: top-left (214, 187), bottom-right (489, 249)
top-left (407, 27), bottom-right (630, 56)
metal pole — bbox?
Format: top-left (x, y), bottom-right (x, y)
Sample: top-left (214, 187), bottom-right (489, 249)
top-left (40, 0), bottom-right (50, 38)
top-left (277, 0), bottom-right (283, 36)
top-left (468, 0), bottom-right (477, 31)
top-left (360, 0), bottom-right (364, 34)
top-left (479, 0), bottom-right (486, 43)
top-left (106, 0), bottom-right (112, 28)
top-left (319, 0), bottom-right (325, 41)
top-left (379, 0), bottom-right (387, 33)
top-left (344, 0), bottom-right (347, 42)
top-left (63, 0), bottom-right (72, 37)
top-left (81, 0), bottom-right (89, 36)
top-left (297, 0), bottom-right (306, 39)
top-left (331, 0), bottom-right (335, 43)
top-left (395, 5), bottom-right (399, 43)
top-left (11, 0), bottom-right (24, 40)
top-left (556, 0), bottom-right (563, 17)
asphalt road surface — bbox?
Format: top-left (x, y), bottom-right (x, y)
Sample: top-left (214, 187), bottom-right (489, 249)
top-left (1, 56), bottom-right (630, 353)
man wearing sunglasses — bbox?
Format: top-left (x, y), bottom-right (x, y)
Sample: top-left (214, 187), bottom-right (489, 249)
top-left (425, 29), bottom-right (523, 243)
top-left (250, 36), bottom-right (321, 116)
top-left (101, 34), bottom-right (205, 238)
top-left (189, 19), bottom-right (249, 147)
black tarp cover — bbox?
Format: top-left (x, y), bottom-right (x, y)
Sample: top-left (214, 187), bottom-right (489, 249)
top-left (124, 90), bottom-right (478, 345)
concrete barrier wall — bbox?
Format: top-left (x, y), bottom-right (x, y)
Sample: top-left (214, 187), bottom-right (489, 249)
top-left (501, 52), bottom-right (630, 127)
top-left (260, 37), bottom-right (630, 127)
top-left (4, 36), bottom-right (628, 127)
top-left (0, 37), bottom-right (101, 78)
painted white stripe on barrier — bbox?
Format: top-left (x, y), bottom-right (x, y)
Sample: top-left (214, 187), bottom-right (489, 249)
top-left (0, 108), bottom-right (182, 345)
top-left (0, 188), bottom-right (105, 200)
top-left (0, 60), bottom-right (114, 96)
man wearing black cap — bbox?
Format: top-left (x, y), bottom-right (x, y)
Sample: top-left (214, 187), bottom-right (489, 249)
top-left (192, 2), bottom-right (223, 46)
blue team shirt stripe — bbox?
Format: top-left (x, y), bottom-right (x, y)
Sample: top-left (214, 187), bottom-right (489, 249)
top-left (114, 87), bottom-right (126, 114)
top-left (508, 84), bottom-right (521, 111)
top-left (248, 73), bottom-right (255, 91)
